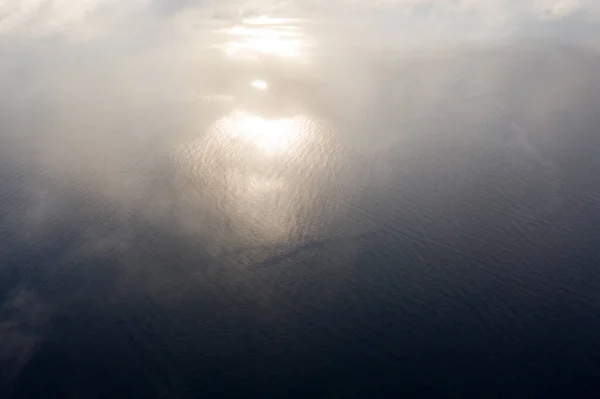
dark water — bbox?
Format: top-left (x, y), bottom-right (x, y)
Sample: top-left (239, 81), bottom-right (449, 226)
top-left (2, 22), bottom-right (600, 397)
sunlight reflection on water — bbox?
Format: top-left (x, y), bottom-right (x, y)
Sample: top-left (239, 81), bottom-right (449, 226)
top-left (217, 110), bottom-right (306, 157)
top-left (214, 16), bottom-right (314, 62)
top-left (171, 16), bottom-right (355, 249)
top-left (177, 107), bottom-right (338, 245)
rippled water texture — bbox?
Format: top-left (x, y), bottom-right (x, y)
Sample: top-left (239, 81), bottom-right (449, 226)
top-left (2, 12), bottom-right (600, 398)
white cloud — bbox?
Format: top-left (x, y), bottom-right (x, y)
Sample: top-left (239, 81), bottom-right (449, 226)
top-left (535, 0), bottom-right (582, 18)
top-left (0, 0), bottom-right (596, 40)
top-left (0, 0), bottom-right (149, 39)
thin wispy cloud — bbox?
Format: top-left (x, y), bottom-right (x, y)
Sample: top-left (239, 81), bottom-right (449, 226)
top-left (0, 288), bottom-right (51, 388)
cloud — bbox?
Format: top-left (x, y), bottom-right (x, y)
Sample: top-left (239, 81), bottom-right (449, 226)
top-left (0, 288), bottom-right (51, 387)
top-left (535, 0), bottom-right (582, 18)
top-left (0, 0), bottom-right (150, 39)
top-left (0, 0), bottom-right (596, 41)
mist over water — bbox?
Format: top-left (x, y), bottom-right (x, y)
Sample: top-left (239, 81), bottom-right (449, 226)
top-left (2, 4), bottom-right (600, 397)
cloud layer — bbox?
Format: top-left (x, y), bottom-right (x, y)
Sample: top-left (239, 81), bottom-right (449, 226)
top-left (0, 0), bottom-right (595, 41)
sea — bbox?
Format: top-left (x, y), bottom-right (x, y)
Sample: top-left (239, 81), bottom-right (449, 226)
top-left (1, 17), bottom-right (600, 398)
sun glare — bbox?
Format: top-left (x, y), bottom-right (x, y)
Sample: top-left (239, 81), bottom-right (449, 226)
top-left (250, 79), bottom-right (269, 90)
top-left (217, 17), bottom-right (310, 61)
top-left (223, 112), bottom-right (301, 157)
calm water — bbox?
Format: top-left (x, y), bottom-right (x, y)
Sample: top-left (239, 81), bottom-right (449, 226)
top-left (2, 16), bottom-right (600, 398)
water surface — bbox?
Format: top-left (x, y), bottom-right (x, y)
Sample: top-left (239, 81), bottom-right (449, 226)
top-left (2, 14), bottom-right (600, 398)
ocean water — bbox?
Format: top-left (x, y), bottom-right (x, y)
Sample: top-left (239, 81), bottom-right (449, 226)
top-left (2, 17), bottom-right (600, 398)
